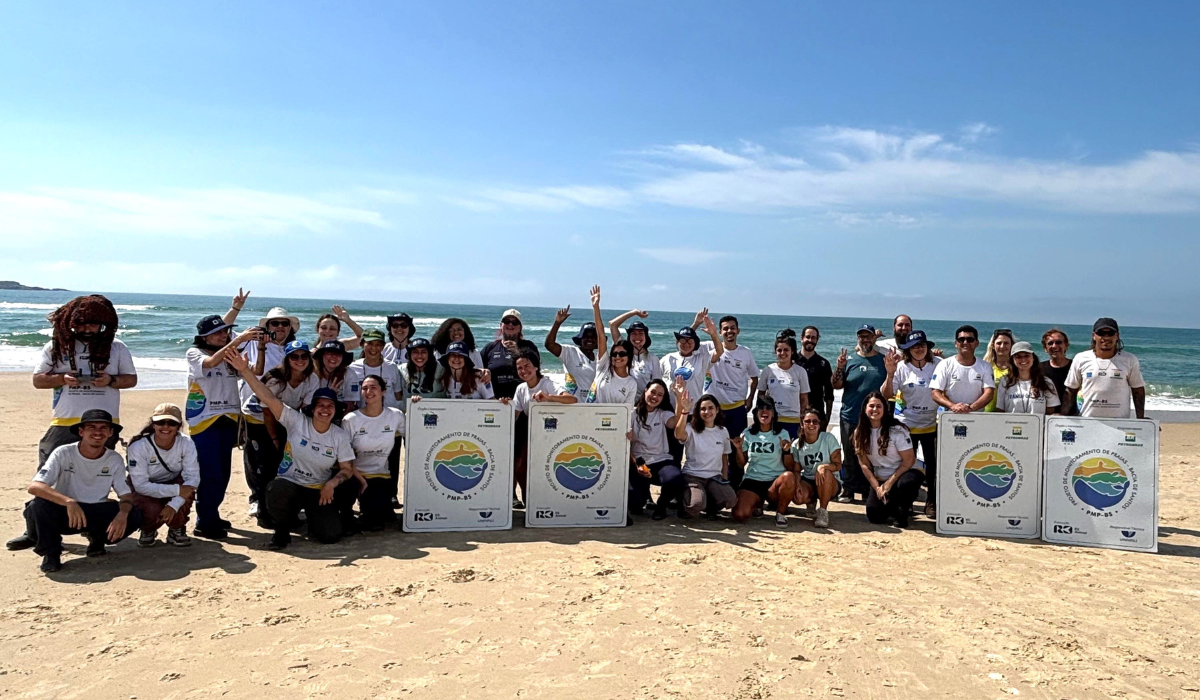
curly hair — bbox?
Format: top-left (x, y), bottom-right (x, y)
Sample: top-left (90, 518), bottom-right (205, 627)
top-left (48, 295), bottom-right (119, 371)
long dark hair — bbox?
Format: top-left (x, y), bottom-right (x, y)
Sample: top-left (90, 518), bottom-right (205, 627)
top-left (635, 378), bottom-right (673, 428)
top-left (48, 295), bottom-right (119, 370)
top-left (1007, 349), bottom-right (1050, 399)
top-left (406, 344), bottom-right (437, 394)
top-left (603, 339), bottom-right (636, 377)
top-left (126, 419), bottom-right (181, 448)
top-left (266, 351), bottom-right (314, 387)
top-left (315, 351), bottom-right (348, 385)
top-left (432, 318), bottom-right (475, 353)
top-left (852, 391), bottom-right (908, 465)
top-left (690, 393), bottom-right (724, 433)
top-left (747, 394), bottom-right (781, 435)
top-left (440, 360), bottom-right (478, 396)
top-left (775, 329), bottom-right (798, 361)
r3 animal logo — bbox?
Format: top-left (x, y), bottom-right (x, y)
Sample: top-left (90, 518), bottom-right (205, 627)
top-left (1053, 524), bottom-right (1074, 534)
top-left (535, 510), bottom-right (555, 519)
top-left (413, 512), bottom-right (434, 522)
top-left (945, 515), bottom-right (965, 525)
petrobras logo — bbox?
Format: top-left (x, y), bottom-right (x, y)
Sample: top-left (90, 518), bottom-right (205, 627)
top-left (1124, 432), bottom-right (1136, 443)
top-left (484, 413), bottom-right (495, 424)
top-left (1011, 426), bottom-right (1023, 436)
top-left (601, 417), bottom-right (612, 428)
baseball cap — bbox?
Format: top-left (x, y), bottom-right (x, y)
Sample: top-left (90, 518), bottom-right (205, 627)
top-left (1010, 341), bottom-right (1036, 356)
top-left (856, 324), bottom-right (876, 335)
top-left (1093, 317), bottom-right (1119, 333)
top-left (501, 309), bottom-right (523, 324)
top-left (150, 403), bottom-right (183, 424)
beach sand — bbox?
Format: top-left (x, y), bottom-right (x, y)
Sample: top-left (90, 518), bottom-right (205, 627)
top-left (2, 372), bottom-right (1199, 699)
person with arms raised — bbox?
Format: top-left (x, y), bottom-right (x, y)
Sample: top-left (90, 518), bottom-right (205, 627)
top-left (673, 390), bottom-right (737, 519)
top-left (585, 285), bottom-right (638, 407)
top-left (731, 396), bottom-right (797, 527)
top-left (996, 341), bottom-right (1062, 415)
top-left (608, 310), bottom-right (659, 395)
top-left (241, 306), bottom-right (297, 520)
top-left (22, 410), bottom-right (144, 573)
top-left (126, 403), bottom-right (199, 548)
top-left (342, 375), bottom-right (404, 530)
top-left (545, 305), bottom-right (598, 400)
top-left (227, 351), bottom-right (363, 550)
top-left (701, 315), bottom-right (760, 442)
top-left (854, 392), bottom-right (924, 528)
top-left (796, 326), bottom-right (835, 432)
top-left (930, 325), bottom-right (995, 417)
top-left (1041, 328), bottom-right (1077, 416)
top-left (314, 305), bottom-right (364, 352)
top-left (660, 311), bottom-right (724, 404)
top-left (1064, 318), bottom-right (1146, 419)
top-left (482, 309), bottom-right (540, 400)
top-left (832, 324), bottom-right (888, 504)
top-left (881, 330), bottom-right (941, 518)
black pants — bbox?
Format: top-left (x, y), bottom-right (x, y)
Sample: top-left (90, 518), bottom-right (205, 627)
top-left (865, 470), bottom-right (925, 524)
top-left (24, 498), bottom-right (144, 557)
top-left (911, 430), bottom-right (938, 502)
top-left (358, 477), bottom-right (394, 529)
top-left (243, 422), bottom-right (283, 506)
top-left (266, 478), bottom-right (359, 544)
top-left (628, 459), bottom-right (686, 512)
top-left (839, 420), bottom-right (867, 497)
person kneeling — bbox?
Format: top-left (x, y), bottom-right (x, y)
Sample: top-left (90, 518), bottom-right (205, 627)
top-left (126, 403), bottom-right (199, 547)
top-left (227, 352), bottom-right (364, 549)
top-left (731, 397), bottom-right (797, 527)
top-left (853, 392), bottom-right (925, 528)
top-left (24, 410), bottom-right (143, 573)
top-left (673, 390), bottom-right (737, 519)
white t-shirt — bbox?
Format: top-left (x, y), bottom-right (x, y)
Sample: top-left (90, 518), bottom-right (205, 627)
top-left (682, 424), bottom-right (731, 479)
top-left (348, 359), bottom-right (405, 409)
top-left (995, 377), bottom-right (1062, 415)
top-left (34, 444), bottom-right (130, 503)
top-left (445, 375), bottom-right (495, 400)
top-left (864, 426), bottom-right (915, 480)
top-left (382, 342), bottom-right (409, 365)
top-left (874, 338), bottom-right (899, 355)
top-left (702, 342), bottom-right (760, 408)
top-left (630, 350), bottom-right (660, 396)
top-left (342, 407), bottom-right (404, 477)
top-left (660, 350), bottom-right (714, 404)
top-left (586, 353), bottom-right (638, 406)
top-left (267, 373), bottom-right (319, 410)
top-left (558, 344), bottom-right (597, 399)
top-left (316, 372), bottom-right (357, 404)
top-left (435, 348), bottom-right (485, 370)
top-left (1065, 350), bottom-right (1145, 419)
top-left (126, 435), bottom-right (201, 511)
top-left (35, 339), bottom-right (136, 426)
top-left (513, 376), bottom-right (563, 415)
top-left (929, 356), bottom-right (995, 407)
top-left (757, 363), bottom-right (811, 419)
top-left (892, 358), bottom-right (941, 431)
top-left (632, 408), bottom-right (674, 465)
top-left (239, 342), bottom-right (287, 424)
top-left (276, 406), bottom-right (356, 488)
top-left (185, 347), bottom-right (242, 434)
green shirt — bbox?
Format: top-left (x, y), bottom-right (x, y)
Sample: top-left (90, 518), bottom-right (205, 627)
top-left (741, 428), bottom-right (787, 482)
top-left (790, 432), bottom-right (842, 480)
top-left (840, 352), bottom-right (888, 423)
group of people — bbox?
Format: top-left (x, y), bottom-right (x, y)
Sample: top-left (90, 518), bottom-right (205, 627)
top-left (8, 290), bottom-right (1148, 574)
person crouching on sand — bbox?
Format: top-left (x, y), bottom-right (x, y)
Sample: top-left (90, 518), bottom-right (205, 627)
top-left (731, 396), bottom-right (798, 528)
top-left (789, 407), bottom-right (841, 529)
top-left (342, 375), bottom-right (404, 531)
top-left (126, 403), bottom-right (199, 548)
top-left (854, 392), bottom-right (924, 528)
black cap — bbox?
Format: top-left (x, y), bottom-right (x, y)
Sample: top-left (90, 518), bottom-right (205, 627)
top-left (571, 322), bottom-right (597, 347)
top-left (674, 327), bottom-right (700, 342)
top-left (195, 314), bottom-right (235, 337)
top-left (313, 339), bottom-right (353, 368)
top-left (1093, 317), bottom-right (1119, 333)
top-left (70, 409), bottom-right (122, 436)
top-left (899, 330), bottom-right (933, 350)
top-left (627, 321), bottom-right (651, 348)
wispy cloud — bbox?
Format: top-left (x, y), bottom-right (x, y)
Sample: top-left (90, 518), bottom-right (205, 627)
top-left (638, 248), bottom-right (730, 265)
top-left (476, 185), bottom-right (631, 211)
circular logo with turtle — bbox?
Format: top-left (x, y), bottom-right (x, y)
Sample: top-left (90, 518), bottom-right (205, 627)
top-left (962, 450), bottom-right (1016, 501)
top-left (432, 439), bottom-right (489, 494)
top-left (553, 441), bottom-right (606, 493)
top-left (1070, 457), bottom-right (1130, 510)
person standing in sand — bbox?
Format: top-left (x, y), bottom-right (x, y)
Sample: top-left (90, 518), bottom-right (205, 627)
top-left (126, 403), bottom-right (200, 548)
top-left (983, 328), bottom-right (1014, 412)
top-left (22, 409), bottom-right (144, 573)
top-left (930, 325), bottom-right (995, 416)
top-left (995, 341), bottom-right (1061, 415)
top-left (881, 330), bottom-right (941, 519)
top-left (241, 306), bottom-right (297, 521)
top-left (660, 315), bottom-right (724, 405)
top-left (796, 326), bottom-right (835, 432)
top-left (833, 324), bottom-right (887, 503)
top-left (756, 329), bottom-right (811, 440)
top-left (8, 293), bottom-right (140, 552)
top-left (1064, 317), bottom-right (1146, 419)
top-left (1040, 328), bottom-right (1077, 416)
top-left (701, 315), bottom-right (760, 443)
top-left (584, 285), bottom-right (638, 407)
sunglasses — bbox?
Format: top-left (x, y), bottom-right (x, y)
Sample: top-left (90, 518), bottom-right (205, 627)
top-left (610, 351), bottom-right (629, 358)
top-left (153, 420), bottom-right (181, 427)
top-left (389, 322), bottom-right (407, 328)
top-left (956, 336), bottom-right (978, 344)
top-left (267, 320), bottom-right (291, 327)
top-left (289, 353), bottom-right (311, 361)
top-left (1045, 339), bottom-right (1066, 346)
top-left (1095, 329), bottom-right (1117, 337)
top-left (502, 319), bottom-right (521, 326)
top-left (802, 419), bottom-right (821, 425)
top-left (993, 328), bottom-right (1013, 336)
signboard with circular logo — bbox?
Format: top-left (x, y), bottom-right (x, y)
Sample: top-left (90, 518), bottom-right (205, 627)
top-left (937, 413), bottom-right (1044, 539)
top-left (525, 404), bottom-right (630, 528)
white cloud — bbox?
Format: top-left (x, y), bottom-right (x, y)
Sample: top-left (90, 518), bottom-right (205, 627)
top-left (479, 185), bottom-right (631, 211)
top-left (827, 211), bottom-right (922, 228)
top-left (638, 248), bottom-right (730, 265)
top-left (960, 122), bottom-right (997, 144)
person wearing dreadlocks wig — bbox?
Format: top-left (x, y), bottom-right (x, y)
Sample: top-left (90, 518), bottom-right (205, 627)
top-left (9, 294), bottom-right (142, 553)
top-left (382, 312), bottom-right (415, 364)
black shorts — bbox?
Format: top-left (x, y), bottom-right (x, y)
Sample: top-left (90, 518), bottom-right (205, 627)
top-left (739, 478), bottom-right (775, 503)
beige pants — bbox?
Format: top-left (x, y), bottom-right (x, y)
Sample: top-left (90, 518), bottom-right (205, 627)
top-left (683, 475), bottom-right (738, 517)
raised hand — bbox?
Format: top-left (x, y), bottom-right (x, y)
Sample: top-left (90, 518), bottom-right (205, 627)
top-left (332, 304), bottom-right (351, 321)
top-left (702, 315), bottom-right (718, 337)
top-left (837, 347), bottom-right (849, 368)
top-left (554, 305), bottom-right (572, 324)
top-left (232, 288), bottom-right (250, 310)
top-left (225, 351), bottom-right (250, 373)
top-left (590, 285), bottom-right (601, 308)
top-left (884, 349), bottom-right (900, 372)
top-left (692, 307), bottom-right (709, 327)
top-left (634, 309), bottom-right (649, 319)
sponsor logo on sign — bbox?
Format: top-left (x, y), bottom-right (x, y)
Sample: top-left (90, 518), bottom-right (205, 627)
top-left (543, 417), bottom-right (558, 431)
top-left (601, 417), bottom-right (612, 428)
top-left (1061, 430), bottom-right (1076, 444)
top-left (535, 509), bottom-right (555, 519)
top-left (1053, 523), bottom-right (1074, 534)
top-left (423, 413), bottom-right (438, 427)
top-left (1121, 530), bottom-right (1137, 538)
top-left (478, 511), bottom-right (493, 519)
top-left (1007, 519), bottom-right (1022, 527)
top-left (413, 512), bottom-right (434, 522)
top-left (596, 509), bottom-right (609, 517)
top-left (484, 413), bottom-right (495, 424)
top-left (953, 425), bottom-right (967, 438)
top-left (1124, 432), bottom-right (1137, 443)
top-left (1011, 426), bottom-right (1023, 436)
top-left (1070, 457), bottom-right (1130, 511)
top-left (945, 515), bottom-right (965, 525)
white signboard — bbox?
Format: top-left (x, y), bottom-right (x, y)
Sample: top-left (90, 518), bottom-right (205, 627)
top-left (936, 412), bottom-right (1044, 539)
top-left (1042, 416), bottom-right (1158, 552)
top-left (525, 404), bottom-right (631, 528)
top-left (403, 399), bottom-right (514, 532)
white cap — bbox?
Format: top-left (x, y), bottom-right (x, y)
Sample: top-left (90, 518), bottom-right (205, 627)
top-left (501, 309), bottom-right (522, 323)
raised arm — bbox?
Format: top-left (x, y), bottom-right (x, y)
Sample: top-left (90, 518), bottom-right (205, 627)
top-left (202, 328), bottom-right (262, 369)
top-left (222, 288), bottom-right (250, 326)
top-left (702, 315), bottom-right (724, 362)
top-left (591, 286), bottom-right (607, 361)
top-left (832, 348), bottom-right (848, 390)
top-left (225, 350), bottom-right (285, 419)
top-left (689, 308), bottom-right (708, 331)
top-left (608, 308), bottom-right (648, 342)
top-left (673, 389), bottom-right (692, 442)
top-left (544, 305), bottom-right (571, 357)
top-left (881, 351), bottom-right (899, 399)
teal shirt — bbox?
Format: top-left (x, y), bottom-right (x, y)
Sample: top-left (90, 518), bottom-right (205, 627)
top-left (790, 432), bottom-right (842, 480)
top-left (741, 428), bottom-right (787, 481)
top-left (840, 352), bottom-right (888, 423)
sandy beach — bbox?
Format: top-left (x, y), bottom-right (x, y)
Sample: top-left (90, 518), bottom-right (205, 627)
top-left (2, 372), bottom-right (1199, 700)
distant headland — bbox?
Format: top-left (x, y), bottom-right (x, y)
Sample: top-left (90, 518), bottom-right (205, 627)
top-left (0, 281), bottom-right (69, 291)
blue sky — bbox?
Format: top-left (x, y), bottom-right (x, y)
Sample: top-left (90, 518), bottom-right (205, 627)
top-left (2, 2), bottom-right (1199, 327)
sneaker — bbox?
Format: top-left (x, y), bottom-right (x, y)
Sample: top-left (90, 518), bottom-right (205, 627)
top-left (752, 507), bottom-right (764, 518)
top-left (6, 533), bottom-right (35, 551)
top-left (814, 508), bottom-right (830, 528)
top-left (166, 527), bottom-right (192, 547)
top-left (805, 501), bottom-right (815, 518)
top-left (86, 536), bottom-right (107, 557)
top-left (248, 501), bottom-right (260, 518)
top-left (194, 525), bottom-right (228, 540)
top-left (137, 531), bottom-right (157, 548)
top-left (513, 496), bottom-right (525, 510)
top-left (924, 501), bottom-right (936, 519)
top-left (40, 553), bottom-right (63, 573)
top-left (267, 532), bottom-right (290, 550)
top-left (774, 512), bottom-right (788, 528)
top-left (836, 494), bottom-right (854, 504)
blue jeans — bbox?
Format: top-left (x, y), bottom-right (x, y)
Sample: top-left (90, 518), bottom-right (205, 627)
top-left (192, 415), bottom-right (239, 530)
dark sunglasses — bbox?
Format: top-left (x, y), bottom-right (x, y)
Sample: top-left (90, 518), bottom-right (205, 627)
top-left (956, 336), bottom-right (978, 343)
top-left (801, 418), bottom-right (821, 425)
top-left (289, 353), bottom-right (311, 361)
top-left (502, 318), bottom-right (521, 326)
top-left (153, 420), bottom-right (181, 427)
top-left (993, 328), bottom-right (1012, 336)
top-left (1045, 339), bottom-right (1066, 346)
top-left (610, 351), bottom-right (629, 358)
top-left (389, 322), bottom-right (407, 328)
top-left (1095, 329), bottom-right (1117, 337)
top-left (267, 320), bottom-right (291, 327)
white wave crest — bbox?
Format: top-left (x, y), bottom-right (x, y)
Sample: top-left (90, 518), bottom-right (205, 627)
top-left (0, 302), bottom-right (156, 312)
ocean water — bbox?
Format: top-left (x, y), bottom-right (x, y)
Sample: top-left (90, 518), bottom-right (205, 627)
top-left (3, 289), bottom-right (1199, 412)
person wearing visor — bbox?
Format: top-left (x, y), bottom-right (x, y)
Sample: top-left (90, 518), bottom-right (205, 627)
top-left (240, 306), bottom-right (298, 520)
top-left (482, 309), bottom-right (540, 400)
top-left (545, 304), bottom-right (599, 400)
top-left (833, 324), bottom-right (887, 503)
top-left (438, 341), bottom-right (495, 399)
top-left (608, 310), bottom-right (659, 395)
top-left (126, 403), bottom-right (200, 548)
top-left (703, 316), bottom-right (760, 441)
top-left (227, 352), bottom-right (362, 550)
top-left (313, 339), bottom-right (357, 415)
top-left (382, 312), bottom-right (415, 364)
top-left (660, 312), bottom-right (724, 405)
top-left (187, 309), bottom-right (262, 539)
top-left (881, 330), bottom-right (941, 518)
top-left (314, 305), bottom-right (364, 352)
top-left (1064, 318), bottom-right (1146, 419)
top-left (996, 341), bottom-right (1062, 415)
top-left (23, 409), bottom-right (143, 573)
top-left (930, 325), bottom-right (995, 416)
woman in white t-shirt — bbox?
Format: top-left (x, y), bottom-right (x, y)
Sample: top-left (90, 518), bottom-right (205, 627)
top-left (630, 379), bottom-right (686, 520)
top-left (437, 341), bottom-right (495, 400)
top-left (881, 330), bottom-right (941, 519)
top-left (673, 390), bottom-right (737, 519)
top-left (756, 330), bottom-right (811, 438)
top-left (314, 305), bottom-right (365, 352)
top-left (608, 310), bottom-right (659, 395)
top-left (348, 329), bottom-right (404, 409)
top-left (852, 392), bottom-right (924, 528)
top-left (501, 349), bottom-right (576, 506)
top-left (125, 403), bottom-right (200, 548)
top-left (996, 342), bottom-right (1061, 415)
top-left (432, 318), bottom-right (486, 372)
top-left (584, 286), bottom-right (638, 407)
top-left (659, 315), bottom-right (724, 404)
top-left (545, 304), bottom-right (599, 399)
top-left (313, 339), bottom-right (356, 415)
top-left (342, 375), bottom-right (404, 530)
